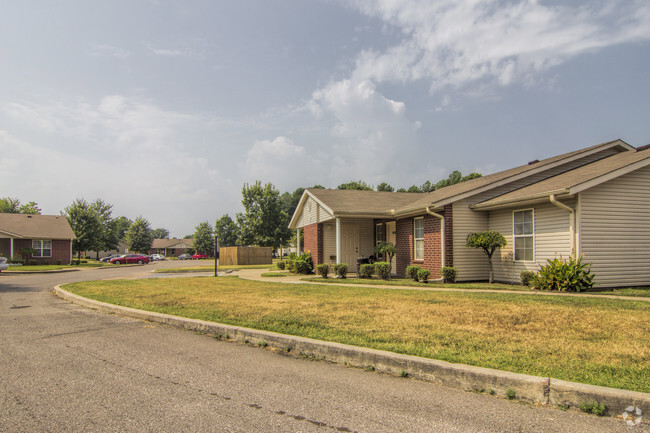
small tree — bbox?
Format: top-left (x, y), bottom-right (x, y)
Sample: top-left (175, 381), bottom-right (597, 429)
top-left (193, 221), bottom-right (215, 256)
top-left (125, 216), bottom-right (154, 253)
top-left (466, 231), bottom-right (506, 283)
top-left (374, 241), bottom-right (396, 277)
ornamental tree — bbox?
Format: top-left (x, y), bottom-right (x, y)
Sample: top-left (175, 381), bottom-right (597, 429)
top-left (466, 231), bottom-right (507, 283)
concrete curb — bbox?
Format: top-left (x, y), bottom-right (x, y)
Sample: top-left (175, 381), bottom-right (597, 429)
top-left (54, 285), bottom-right (649, 420)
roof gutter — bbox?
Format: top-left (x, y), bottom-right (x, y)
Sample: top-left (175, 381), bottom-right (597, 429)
top-left (470, 189), bottom-right (569, 210)
top-left (549, 194), bottom-right (576, 257)
top-left (425, 207), bottom-right (445, 282)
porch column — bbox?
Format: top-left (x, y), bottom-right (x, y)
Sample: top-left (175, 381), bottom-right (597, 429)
top-left (335, 218), bottom-right (341, 264)
top-left (296, 228), bottom-right (301, 254)
top-left (10, 238), bottom-right (14, 259)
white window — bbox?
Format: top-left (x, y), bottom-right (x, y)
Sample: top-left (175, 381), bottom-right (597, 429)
top-left (375, 223), bottom-right (384, 246)
top-left (414, 217), bottom-right (424, 260)
top-left (32, 240), bottom-right (52, 257)
top-left (513, 209), bottom-right (534, 261)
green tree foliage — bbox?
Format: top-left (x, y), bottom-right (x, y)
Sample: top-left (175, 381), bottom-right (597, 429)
top-left (376, 182), bottom-right (394, 192)
top-left (151, 228), bottom-right (170, 239)
top-left (193, 221), bottom-right (215, 255)
top-left (125, 216), bottom-right (154, 253)
top-left (112, 216), bottom-right (132, 240)
top-left (215, 214), bottom-right (239, 247)
top-left (336, 180), bottom-right (373, 191)
top-left (238, 181), bottom-right (291, 249)
top-left (434, 170), bottom-right (482, 189)
top-left (374, 241), bottom-right (396, 273)
top-left (0, 197), bottom-right (41, 214)
top-left (63, 198), bottom-right (101, 260)
top-left (466, 231), bottom-right (507, 283)
top-left (91, 199), bottom-right (120, 258)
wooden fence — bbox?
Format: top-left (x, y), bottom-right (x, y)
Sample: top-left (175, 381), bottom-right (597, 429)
top-left (219, 246), bottom-right (272, 265)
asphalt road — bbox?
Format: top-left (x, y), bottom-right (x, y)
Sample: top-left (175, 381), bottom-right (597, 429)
top-left (0, 262), bottom-right (645, 432)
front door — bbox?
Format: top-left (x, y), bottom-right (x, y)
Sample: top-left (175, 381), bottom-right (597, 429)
top-left (386, 221), bottom-right (397, 274)
top-left (341, 224), bottom-right (359, 268)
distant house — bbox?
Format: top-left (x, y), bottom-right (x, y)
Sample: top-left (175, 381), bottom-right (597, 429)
top-left (289, 139), bottom-right (650, 287)
top-left (150, 238), bottom-right (193, 257)
top-left (0, 214), bottom-right (76, 265)
top-left (85, 240), bottom-right (129, 259)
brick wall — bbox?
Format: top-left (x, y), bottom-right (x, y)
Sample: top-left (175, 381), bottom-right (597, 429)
top-left (396, 214), bottom-right (443, 278)
top-left (303, 223), bottom-right (323, 266)
top-left (5, 239), bottom-right (71, 264)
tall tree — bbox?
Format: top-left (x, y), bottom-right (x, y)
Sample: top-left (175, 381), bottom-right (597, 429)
top-left (0, 197), bottom-right (41, 214)
top-left (152, 228), bottom-right (170, 239)
top-left (215, 214), bottom-right (239, 247)
top-left (19, 201), bottom-right (42, 214)
top-left (193, 221), bottom-right (215, 255)
top-left (238, 181), bottom-right (291, 249)
top-left (337, 180), bottom-right (373, 191)
top-left (113, 216), bottom-right (132, 240)
top-left (125, 216), bottom-right (154, 253)
top-left (376, 182), bottom-right (394, 192)
top-left (90, 199), bottom-right (119, 259)
top-left (63, 198), bottom-right (101, 260)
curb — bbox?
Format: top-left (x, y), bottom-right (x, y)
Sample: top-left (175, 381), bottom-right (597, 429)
top-left (54, 285), bottom-right (649, 420)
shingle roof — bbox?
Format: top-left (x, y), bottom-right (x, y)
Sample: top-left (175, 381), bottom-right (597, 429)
top-left (306, 189), bottom-right (421, 216)
top-left (151, 238), bottom-right (193, 249)
top-left (473, 146), bottom-right (650, 208)
top-left (0, 214), bottom-right (76, 239)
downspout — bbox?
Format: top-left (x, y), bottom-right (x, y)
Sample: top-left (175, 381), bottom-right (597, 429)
top-left (549, 195), bottom-right (575, 257)
top-left (426, 207), bottom-right (445, 283)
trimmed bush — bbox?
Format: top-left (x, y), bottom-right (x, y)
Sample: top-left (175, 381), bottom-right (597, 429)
top-left (316, 263), bottom-right (330, 278)
top-left (520, 271), bottom-right (535, 287)
top-left (406, 265), bottom-right (421, 281)
top-left (359, 263), bottom-right (374, 278)
top-left (334, 263), bottom-right (348, 278)
top-left (417, 268), bottom-right (431, 282)
top-left (532, 256), bottom-right (594, 292)
top-left (28, 259), bottom-right (38, 265)
top-left (277, 261), bottom-right (286, 270)
top-left (441, 266), bottom-right (457, 283)
top-left (373, 262), bottom-right (391, 279)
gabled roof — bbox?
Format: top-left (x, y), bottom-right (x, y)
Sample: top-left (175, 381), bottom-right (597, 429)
top-left (472, 146), bottom-right (650, 209)
top-left (0, 214), bottom-right (76, 239)
top-left (151, 238), bottom-right (193, 249)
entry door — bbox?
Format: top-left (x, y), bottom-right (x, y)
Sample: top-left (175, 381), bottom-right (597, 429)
top-left (341, 224), bottom-right (359, 267)
top-left (386, 221), bottom-right (397, 274)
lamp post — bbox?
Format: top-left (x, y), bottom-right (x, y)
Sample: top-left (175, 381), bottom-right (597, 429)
top-left (214, 234), bottom-right (219, 277)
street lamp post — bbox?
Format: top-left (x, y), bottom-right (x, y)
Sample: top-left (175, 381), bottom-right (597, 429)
top-left (214, 235), bottom-right (219, 277)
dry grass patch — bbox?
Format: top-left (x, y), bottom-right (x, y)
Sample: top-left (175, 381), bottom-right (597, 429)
top-left (64, 276), bottom-right (650, 392)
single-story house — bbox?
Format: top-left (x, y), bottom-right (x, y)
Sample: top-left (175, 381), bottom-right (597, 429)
top-left (0, 214), bottom-right (76, 265)
top-left (85, 240), bottom-right (129, 259)
top-left (289, 139), bottom-right (650, 287)
top-left (150, 238), bottom-right (193, 257)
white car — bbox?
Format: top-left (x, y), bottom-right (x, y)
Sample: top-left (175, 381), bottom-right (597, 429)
top-left (0, 257), bottom-right (9, 272)
top-left (150, 254), bottom-right (166, 261)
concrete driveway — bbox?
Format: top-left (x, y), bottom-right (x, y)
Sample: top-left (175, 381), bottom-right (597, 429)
top-left (0, 262), bottom-right (643, 432)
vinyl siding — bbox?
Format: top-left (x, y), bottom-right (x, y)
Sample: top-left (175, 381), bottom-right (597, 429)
top-left (322, 218), bottom-right (374, 266)
top-left (296, 197), bottom-right (334, 228)
top-left (490, 201), bottom-right (573, 283)
top-left (452, 199), bottom-right (489, 281)
top-left (580, 164), bottom-right (650, 287)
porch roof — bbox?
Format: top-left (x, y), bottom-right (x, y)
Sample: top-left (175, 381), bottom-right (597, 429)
top-left (0, 214), bottom-right (76, 240)
top-left (306, 188), bottom-right (421, 216)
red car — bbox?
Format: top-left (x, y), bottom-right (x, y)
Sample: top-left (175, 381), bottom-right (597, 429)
top-left (192, 253), bottom-right (207, 259)
top-left (110, 254), bottom-right (150, 265)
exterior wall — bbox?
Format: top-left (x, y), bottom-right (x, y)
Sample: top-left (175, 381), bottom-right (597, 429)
top-left (0, 238), bottom-right (72, 264)
top-left (395, 214), bottom-right (443, 278)
top-left (322, 218), bottom-right (374, 266)
top-left (489, 201), bottom-right (573, 283)
top-left (580, 165), bottom-right (650, 287)
top-left (303, 223), bottom-right (323, 266)
top-left (297, 196), bottom-right (334, 228)
top-left (452, 199), bottom-right (489, 281)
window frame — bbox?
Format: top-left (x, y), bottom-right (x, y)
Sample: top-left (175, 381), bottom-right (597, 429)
top-left (414, 217), bottom-right (424, 261)
top-left (375, 223), bottom-right (384, 247)
top-left (513, 209), bottom-right (534, 262)
top-left (32, 239), bottom-right (52, 258)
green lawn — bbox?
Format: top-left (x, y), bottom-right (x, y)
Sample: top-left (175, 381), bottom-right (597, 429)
top-left (3, 263), bottom-right (110, 271)
top-left (63, 276), bottom-right (650, 393)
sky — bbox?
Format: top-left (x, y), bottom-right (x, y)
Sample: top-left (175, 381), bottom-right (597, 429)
top-left (1, 0), bottom-right (649, 237)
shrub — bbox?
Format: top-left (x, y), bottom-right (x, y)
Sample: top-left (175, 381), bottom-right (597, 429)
top-left (316, 263), bottom-right (330, 278)
top-left (292, 252), bottom-right (314, 274)
top-left (579, 401), bottom-right (606, 416)
top-left (505, 389), bottom-right (516, 400)
top-left (28, 259), bottom-right (38, 265)
top-left (406, 265), bottom-right (421, 281)
top-left (532, 256), bottom-right (594, 292)
top-left (373, 262), bottom-right (391, 279)
top-left (520, 271), bottom-right (535, 287)
top-left (277, 261), bottom-right (285, 270)
top-left (441, 266), bottom-right (457, 283)
top-left (10, 255), bottom-right (24, 264)
top-left (55, 259), bottom-right (62, 265)
top-left (359, 263), bottom-right (374, 278)
top-left (334, 263), bottom-right (348, 278)
top-left (417, 268), bottom-right (431, 282)
top-left (285, 259), bottom-right (295, 272)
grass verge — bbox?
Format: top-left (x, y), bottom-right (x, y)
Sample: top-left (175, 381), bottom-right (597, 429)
top-left (4, 263), bottom-right (109, 271)
top-left (63, 277), bottom-right (650, 393)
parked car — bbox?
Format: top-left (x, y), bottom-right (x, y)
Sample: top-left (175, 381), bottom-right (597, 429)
top-left (110, 254), bottom-right (150, 265)
top-left (0, 257), bottom-right (8, 272)
top-left (192, 253), bottom-right (207, 259)
top-left (100, 254), bottom-right (122, 263)
top-left (178, 254), bottom-right (192, 260)
top-left (149, 254), bottom-right (166, 261)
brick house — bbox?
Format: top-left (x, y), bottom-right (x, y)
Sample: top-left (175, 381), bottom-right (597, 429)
top-left (289, 139), bottom-right (650, 287)
top-left (0, 214), bottom-right (75, 265)
top-left (150, 238), bottom-right (193, 257)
